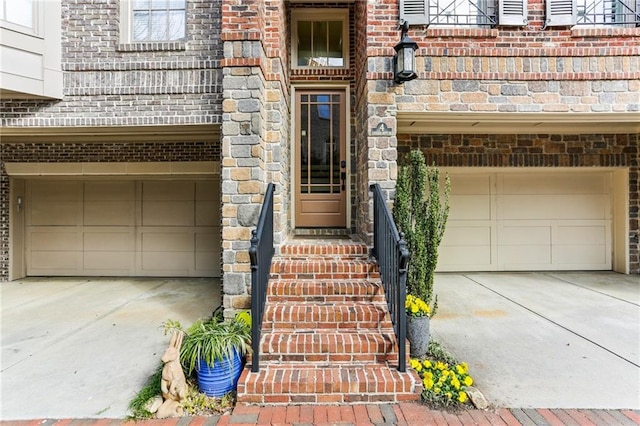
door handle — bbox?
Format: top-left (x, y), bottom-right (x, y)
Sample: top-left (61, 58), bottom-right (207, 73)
top-left (341, 172), bottom-right (347, 191)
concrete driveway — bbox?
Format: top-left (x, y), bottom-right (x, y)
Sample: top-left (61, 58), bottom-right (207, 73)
top-left (432, 272), bottom-right (640, 409)
top-left (1, 272), bottom-right (638, 420)
top-left (0, 277), bottom-right (221, 420)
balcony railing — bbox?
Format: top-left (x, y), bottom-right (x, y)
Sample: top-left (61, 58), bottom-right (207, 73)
top-left (370, 184), bottom-right (409, 372)
top-left (576, 0), bottom-right (640, 25)
top-left (249, 183), bottom-right (275, 373)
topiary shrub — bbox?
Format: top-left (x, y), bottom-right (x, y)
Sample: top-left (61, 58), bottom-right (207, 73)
top-left (393, 150), bottom-right (450, 315)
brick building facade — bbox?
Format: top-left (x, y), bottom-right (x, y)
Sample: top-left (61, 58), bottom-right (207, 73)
top-left (1, 1), bottom-right (638, 306)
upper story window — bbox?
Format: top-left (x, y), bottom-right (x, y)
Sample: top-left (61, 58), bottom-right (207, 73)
top-left (123, 0), bottom-right (186, 42)
top-left (1, 0), bottom-right (35, 32)
top-left (576, 0), bottom-right (639, 25)
top-left (546, 0), bottom-right (639, 26)
top-left (400, 0), bottom-right (502, 27)
top-left (292, 9), bottom-right (349, 69)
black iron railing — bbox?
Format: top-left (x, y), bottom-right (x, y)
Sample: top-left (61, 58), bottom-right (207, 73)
top-left (249, 183), bottom-right (275, 373)
top-left (370, 183), bottom-right (409, 372)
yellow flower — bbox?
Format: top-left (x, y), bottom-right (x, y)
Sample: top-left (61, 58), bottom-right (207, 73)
top-left (458, 391), bottom-right (468, 403)
top-left (411, 305), bottom-right (419, 314)
top-left (461, 362), bottom-right (469, 373)
top-left (422, 360), bottom-right (432, 368)
top-left (434, 387), bottom-right (441, 394)
top-left (410, 359), bottom-right (421, 370)
top-left (423, 377), bottom-right (434, 390)
top-left (456, 364), bottom-right (465, 375)
top-left (445, 392), bottom-right (452, 400)
top-left (464, 376), bottom-right (474, 386)
top-left (435, 361), bottom-right (447, 370)
top-left (451, 377), bottom-right (461, 390)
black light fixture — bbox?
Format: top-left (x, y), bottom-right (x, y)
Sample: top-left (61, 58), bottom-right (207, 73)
top-left (393, 20), bottom-right (418, 84)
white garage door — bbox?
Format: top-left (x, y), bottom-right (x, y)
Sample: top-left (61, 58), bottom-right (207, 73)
top-left (25, 179), bottom-right (220, 277)
top-left (438, 171), bottom-right (612, 271)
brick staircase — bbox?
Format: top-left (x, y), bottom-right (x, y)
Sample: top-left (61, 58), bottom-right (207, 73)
top-left (237, 238), bottom-right (422, 404)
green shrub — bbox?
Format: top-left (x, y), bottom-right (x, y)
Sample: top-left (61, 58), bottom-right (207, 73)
top-left (393, 150), bottom-right (450, 315)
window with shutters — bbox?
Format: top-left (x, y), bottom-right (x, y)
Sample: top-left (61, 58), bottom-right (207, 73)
top-left (576, 0), bottom-right (639, 25)
top-left (400, 0), bottom-right (498, 27)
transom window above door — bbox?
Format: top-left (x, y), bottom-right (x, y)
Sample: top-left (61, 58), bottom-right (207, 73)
top-left (292, 9), bottom-right (349, 69)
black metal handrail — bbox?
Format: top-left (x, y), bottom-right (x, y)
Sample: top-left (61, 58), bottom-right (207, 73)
top-left (370, 183), bottom-right (409, 372)
top-left (248, 183), bottom-right (275, 373)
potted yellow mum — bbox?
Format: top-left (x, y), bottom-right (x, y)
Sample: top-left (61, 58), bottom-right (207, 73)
top-left (406, 294), bottom-right (431, 357)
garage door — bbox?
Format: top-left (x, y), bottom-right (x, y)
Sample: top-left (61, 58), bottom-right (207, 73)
top-left (438, 171), bottom-right (612, 271)
top-left (25, 179), bottom-right (220, 277)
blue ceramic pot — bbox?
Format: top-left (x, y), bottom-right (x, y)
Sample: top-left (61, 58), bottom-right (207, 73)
top-left (196, 350), bottom-right (244, 397)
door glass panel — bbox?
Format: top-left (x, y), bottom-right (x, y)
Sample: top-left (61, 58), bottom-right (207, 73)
top-left (299, 93), bottom-right (342, 195)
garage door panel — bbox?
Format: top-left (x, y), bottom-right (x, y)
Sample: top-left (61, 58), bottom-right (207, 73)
top-left (500, 225), bottom-right (550, 245)
top-left (449, 174), bottom-right (492, 194)
top-left (83, 251), bottom-right (134, 271)
top-left (500, 195), bottom-right (609, 220)
top-left (142, 202), bottom-right (194, 226)
top-left (196, 201), bottom-right (218, 227)
top-left (141, 252), bottom-right (191, 273)
top-left (196, 181), bottom-right (219, 201)
top-left (438, 245), bottom-right (492, 269)
top-left (30, 181), bottom-right (79, 201)
top-left (502, 174), bottom-right (608, 195)
top-left (30, 251), bottom-right (79, 271)
top-left (556, 224), bottom-right (607, 245)
top-left (449, 196), bottom-right (492, 220)
top-left (441, 225), bottom-right (491, 246)
top-left (84, 202), bottom-right (135, 226)
top-left (553, 244), bottom-right (608, 266)
top-left (29, 230), bottom-right (79, 251)
top-left (30, 202), bottom-right (79, 226)
top-left (500, 245), bottom-right (551, 265)
top-left (143, 181), bottom-right (194, 201)
top-left (141, 231), bottom-right (192, 252)
top-left (83, 230), bottom-right (134, 251)
top-left (84, 182), bottom-right (135, 200)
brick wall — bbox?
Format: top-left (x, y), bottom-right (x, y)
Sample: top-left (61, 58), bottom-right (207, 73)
top-left (1, 0), bottom-right (223, 128)
top-left (398, 133), bottom-right (640, 274)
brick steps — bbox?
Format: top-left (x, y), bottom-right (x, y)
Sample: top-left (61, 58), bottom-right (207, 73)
top-left (271, 259), bottom-right (379, 280)
top-left (237, 239), bottom-right (421, 405)
top-left (259, 330), bottom-right (399, 364)
top-left (262, 304), bottom-right (392, 330)
top-left (268, 280), bottom-right (386, 303)
top-left (237, 364), bottom-right (420, 404)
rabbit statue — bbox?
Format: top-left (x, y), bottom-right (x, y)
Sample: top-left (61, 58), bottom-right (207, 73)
top-left (156, 330), bottom-right (188, 418)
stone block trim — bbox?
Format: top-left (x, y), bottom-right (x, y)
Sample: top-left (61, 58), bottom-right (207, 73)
top-left (393, 79), bottom-right (638, 113)
top-left (398, 133), bottom-right (639, 274)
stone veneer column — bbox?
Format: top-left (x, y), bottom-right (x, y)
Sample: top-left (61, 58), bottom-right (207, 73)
top-left (221, 50), bottom-right (267, 315)
top-left (220, 0), bottom-right (290, 314)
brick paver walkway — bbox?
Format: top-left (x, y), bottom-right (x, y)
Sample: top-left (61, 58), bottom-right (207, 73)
top-left (1, 404), bottom-right (639, 425)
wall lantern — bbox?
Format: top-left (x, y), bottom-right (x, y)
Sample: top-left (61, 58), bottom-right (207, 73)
top-left (393, 21), bottom-right (418, 84)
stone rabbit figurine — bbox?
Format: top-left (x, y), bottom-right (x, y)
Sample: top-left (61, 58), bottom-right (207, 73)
top-left (156, 330), bottom-right (188, 418)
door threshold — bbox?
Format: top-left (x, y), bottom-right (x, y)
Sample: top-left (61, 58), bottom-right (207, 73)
top-left (293, 228), bottom-right (351, 237)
